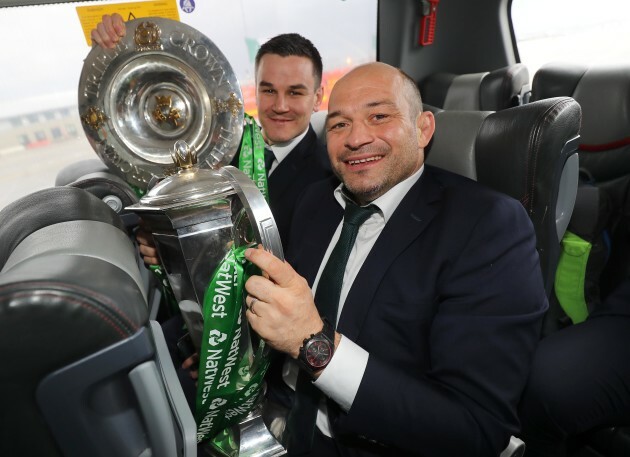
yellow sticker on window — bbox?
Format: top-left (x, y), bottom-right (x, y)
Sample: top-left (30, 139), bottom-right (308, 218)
top-left (76, 0), bottom-right (180, 46)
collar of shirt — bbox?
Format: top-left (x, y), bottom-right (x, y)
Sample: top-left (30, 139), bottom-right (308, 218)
top-left (264, 126), bottom-right (310, 171)
top-left (333, 164), bottom-right (425, 222)
top-left (315, 163), bottom-right (426, 312)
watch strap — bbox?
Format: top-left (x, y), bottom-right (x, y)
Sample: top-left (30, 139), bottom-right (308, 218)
top-left (297, 317), bottom-right (335, 378)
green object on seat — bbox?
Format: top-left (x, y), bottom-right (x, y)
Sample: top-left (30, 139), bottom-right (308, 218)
top-left (554, 231), bottom-right (591, 324)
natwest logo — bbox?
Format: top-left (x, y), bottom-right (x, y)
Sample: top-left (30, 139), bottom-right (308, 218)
top-left (209, 397), bottom-right (227, 410)
top-left (208, 329), bottom-right (227, 346)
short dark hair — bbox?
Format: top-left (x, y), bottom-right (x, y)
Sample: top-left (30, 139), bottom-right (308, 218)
top-left (255, 33), bottom-right (323, 87)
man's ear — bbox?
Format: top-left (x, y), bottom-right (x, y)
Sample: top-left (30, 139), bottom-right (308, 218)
top-left (313, 85), bottom-right (324, 112)
top-left (416, 111), bottom-right (435, 148)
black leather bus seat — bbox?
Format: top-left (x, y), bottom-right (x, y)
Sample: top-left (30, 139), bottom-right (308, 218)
top-left (0, 186), bottom-right (195, 457)
top-left (532, 63), bottom-right (630, 307)
top-left (419, 63), bottom-right (532, 111)
top-left (55, 158), bottom-right (140, 229)
top-left (426, 97), bottom-right (582, 298)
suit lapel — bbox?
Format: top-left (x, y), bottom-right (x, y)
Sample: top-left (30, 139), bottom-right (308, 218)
top-left (337, 169), bottom-right (444, 340)
top-left (268, 127), bottom-right (317, 202)
top-left (297, 189), bottom-right (343, 285)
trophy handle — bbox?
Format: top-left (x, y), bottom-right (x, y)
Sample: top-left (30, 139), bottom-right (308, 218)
top-left (219, 166), bottom-right (285, 261)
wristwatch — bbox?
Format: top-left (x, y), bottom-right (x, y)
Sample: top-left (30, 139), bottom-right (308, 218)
top-left (297, 317), bottom-right (335, 378)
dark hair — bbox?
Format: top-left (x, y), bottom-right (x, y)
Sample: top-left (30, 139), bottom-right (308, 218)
top-left (255, 33), bottom-right (323, 87)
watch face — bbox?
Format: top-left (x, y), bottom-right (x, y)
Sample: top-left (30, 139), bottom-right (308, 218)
top-left (305, 338), bottom-right (333, 369)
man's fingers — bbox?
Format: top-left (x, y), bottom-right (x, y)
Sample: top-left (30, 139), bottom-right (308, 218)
top-left (245, 248), bottom-right (295, 287)
top-left (182, 353), bottom-right (199, 370)
top-left (138, 246), bottom-right (160, 266)
top-left (138, 243), bottom-right (157, 256)
top-left (111, 13), bottom-right (126, 37)
top-left (91, 14), bottom-right (125, 49)
top-left (143, 255), bottom-right (160, 266)
top-left (136, 229), bottom-right (156, 247)
top-left (102, 14), bottom-right (121, 42)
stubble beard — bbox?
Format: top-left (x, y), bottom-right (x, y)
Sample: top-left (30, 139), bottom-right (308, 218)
top-left (342, 172), bottom-right (389, 205)
top-left (333, 145), bottom-right (391, 204)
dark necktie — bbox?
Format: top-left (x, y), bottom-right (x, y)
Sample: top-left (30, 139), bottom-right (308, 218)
top-left (286, 200), bottom-right (378, 455)
top-left (264, 148), bottom-right (275, 176)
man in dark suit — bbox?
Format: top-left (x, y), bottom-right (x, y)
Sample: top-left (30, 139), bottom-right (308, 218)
top-left (243, 62), bottom-right (548, 456)
top-left (231, 33), bottom-right (333, 247)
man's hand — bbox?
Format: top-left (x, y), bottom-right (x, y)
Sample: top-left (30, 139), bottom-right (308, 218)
top-left (182, 353), bottom-right (199, 383)
top-left (90, 13), bottom-right (126, 49)
top-left (244, 248), bottom-right (323, 358)
top-left (136, 225), bottom-right (160, 266)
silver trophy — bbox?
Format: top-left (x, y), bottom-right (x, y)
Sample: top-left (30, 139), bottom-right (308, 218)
top-left (128, 141), bottom-right (285, 456)
top-left (77, 17), bottom-right (286, 456)
top-left (78, 17), bottom-right (244, 191)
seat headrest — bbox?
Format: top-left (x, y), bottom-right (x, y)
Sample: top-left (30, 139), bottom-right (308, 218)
top-left (311, 110), bottom-right (328, 143)
top-left (0, 186), bottom-right (148, 456)
top-left (419, 64), bottom-right (530, 111)
top-left (475, 97), bottom-right (581, 208)
top-left (54, 158), bottom-right (110, 186)
top-left (426, 110), bottom-right (491, 180)
top-left (481, 64), bottom-right (531, 110)
top-left (0, 186), bottom-right (126, 269)
top-left (476, 97), bottom-right (582, 289)
top-left (429, 97), bottom-right (581, 293)
top-left (68, 172), bottom-right (141, 225)
top-left (530, 62), bottom-right (588, 101)
top-left (532, 63), bottom-right (630, 181)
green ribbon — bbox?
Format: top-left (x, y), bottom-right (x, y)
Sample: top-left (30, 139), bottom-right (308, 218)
top-left (554, 230), bottom-right (591, 324)
top-left (239, 113), bottom-right (270, 203)
top-left (130, 184), bottom-right (146, 199)
top-left (195, 117), bottom-right (274, 448)
top-left (195, 244), bottom-right (271, 446)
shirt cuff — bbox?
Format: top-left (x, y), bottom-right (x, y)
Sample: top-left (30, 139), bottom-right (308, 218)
top-left (313, 335), bottom-right (369, 412)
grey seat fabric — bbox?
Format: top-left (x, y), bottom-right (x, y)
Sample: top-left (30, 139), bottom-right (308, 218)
top-left (310, 110), bottom-right (328, 142)
top-left (426, 97), bottom-right (582, 298)
top-left (0, 186), bottom-right (195, 457)
top-left (55, 158), bottom-right (141, 228)
top-left (419, 63), bottom-right (531, 111)
top-left (54, 158), bottom-right (110, 186)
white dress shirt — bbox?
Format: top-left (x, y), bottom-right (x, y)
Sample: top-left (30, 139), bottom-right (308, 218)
top-left (264, 127), bottom-right (309, 176)
top-left (283, 164), bottom-right (425, 437)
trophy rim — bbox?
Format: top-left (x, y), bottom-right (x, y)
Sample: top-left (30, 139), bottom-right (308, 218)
top-left (78, 17), bottom-right (244, 191)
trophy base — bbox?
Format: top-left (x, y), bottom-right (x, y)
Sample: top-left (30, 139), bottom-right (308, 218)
top-left (200, 408), bottom-right (286, 457)
top-left (238, 410), bottom-right (286, 457)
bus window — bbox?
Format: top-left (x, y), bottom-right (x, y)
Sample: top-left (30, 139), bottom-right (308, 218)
top-left (0, 0), bottom-right (377, 210)
top-left (511, 0), bottom-right (630, 79)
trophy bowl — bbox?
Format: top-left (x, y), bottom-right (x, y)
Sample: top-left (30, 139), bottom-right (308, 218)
top-left (78, 17), bottom-right (244, 191)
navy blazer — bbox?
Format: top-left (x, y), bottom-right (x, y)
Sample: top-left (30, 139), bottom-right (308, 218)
top-left (285, 165), bottom-right (548, 457)
top-left (232, 125), bottom-right (335, 250)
